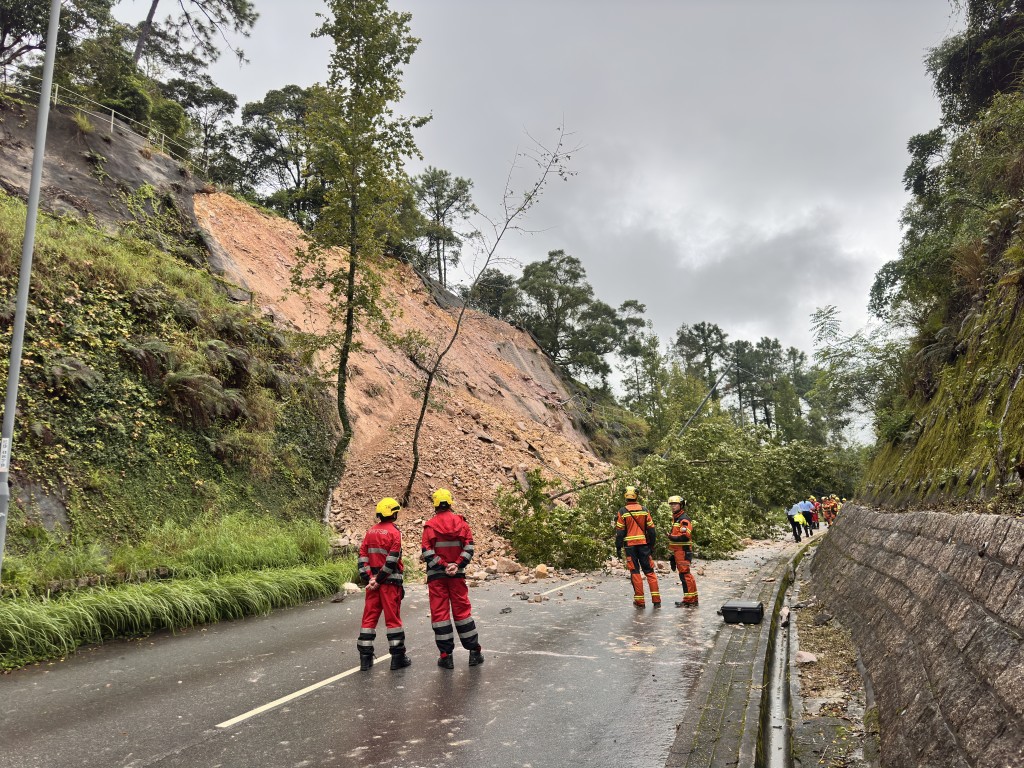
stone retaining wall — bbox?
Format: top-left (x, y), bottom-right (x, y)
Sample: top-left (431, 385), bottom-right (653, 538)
top-left (810, 507), bottom-right (1024, 768)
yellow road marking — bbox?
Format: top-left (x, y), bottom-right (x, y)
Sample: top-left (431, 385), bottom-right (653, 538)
top-left (216, 665), bottom-right (361, 729)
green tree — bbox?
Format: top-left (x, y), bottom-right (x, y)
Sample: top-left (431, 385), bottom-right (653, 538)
top-left (462, 267), bottom-right (521, 321)
top-left (163, 75), bottom-right (237, 169)
top-left (238, 85), bottom-right (322, 226)
top-left (724, 339), bottom-right (756, 426)
top-left (618, 325), bottom-right (667, 432)
top-left (674, 321), bottom-right (728, 397)
top-left (516, 249), bottom-right (631, 381)
top-left (130, 0), bottom-right (257, 74)
top-left (411, 166), bottom-right (476, 287)
top-left (293, 0), bottom-right (427, 489)
top-left (928, 1), bottom-right (1024, 128)
top-left (0, 0), bottom-right (113, 68)
top-left (751, 336), bottom-right (784, 430)
top-left (518, 249), bottom-right (592, 363)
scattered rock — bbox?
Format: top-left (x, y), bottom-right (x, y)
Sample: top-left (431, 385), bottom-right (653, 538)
top-left (499, 606), bottom-right (512, 614)
top-left (330, 592), bottom-right (348, 603)
top-left (813, 612), bottom-right (833, 626)
top-left (342, 582), bottom-right (361, 595)
top-left (495, 556), bottom-right (522, 574)
top-left (795, 651), bottom-right (818, 665)
top-left (534, 564), bottom-right (550, 578)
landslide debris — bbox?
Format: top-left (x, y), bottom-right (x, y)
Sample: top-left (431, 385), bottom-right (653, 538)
top-left (192, 192), bottom-right (610, 561)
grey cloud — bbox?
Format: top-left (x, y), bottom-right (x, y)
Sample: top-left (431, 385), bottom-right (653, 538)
top-left (194, 0), bottom-right (958, 355)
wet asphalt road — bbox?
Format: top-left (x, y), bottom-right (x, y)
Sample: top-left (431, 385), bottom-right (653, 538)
top-left (0, 543), bottom-right (790, 768)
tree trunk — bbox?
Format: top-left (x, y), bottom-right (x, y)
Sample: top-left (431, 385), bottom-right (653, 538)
top-left (326, 197), bottom-right (359, 510)
top-left (132, 0), bottom-right (162, 65)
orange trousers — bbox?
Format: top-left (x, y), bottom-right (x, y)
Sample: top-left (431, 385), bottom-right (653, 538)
top-left (676, 557), bottom-right (698, 605)
top-left (625, 545), bottom-right (660, 605)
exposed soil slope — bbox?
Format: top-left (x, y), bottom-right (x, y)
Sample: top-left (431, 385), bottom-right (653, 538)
top-left (193, 192), bottom-right (609, 560)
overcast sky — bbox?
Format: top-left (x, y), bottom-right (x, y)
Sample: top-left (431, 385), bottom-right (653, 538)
top-left (121, 0), bottom-right (959, 356)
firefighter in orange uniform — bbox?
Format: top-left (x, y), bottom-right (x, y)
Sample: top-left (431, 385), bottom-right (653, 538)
top-left (422, 488), bottom-right (484, 669)
top-left (357, 498), bottom-right (411, 671)
top-left (615, 486), bottom-right (661, 608)
top-left (666, 496), bottom-right (699, 607)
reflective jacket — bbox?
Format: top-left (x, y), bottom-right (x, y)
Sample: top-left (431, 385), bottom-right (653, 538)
top-left (421, 509), bottom-right (475, 582)
top-left (667, 512), bottom-right (694, 562)
top-left (615, 502), bottom-right (656, 551)
top-left (358, 520), bottom-right (404, 585)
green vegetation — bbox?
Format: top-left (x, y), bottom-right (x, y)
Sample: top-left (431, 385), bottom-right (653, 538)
top-left (0, 188), bottom-right (339, 668)
top-left (500, 382), bottom-right (862, 569)
top-left (849, 1), bottom-right (1024, 507)
top-left (0, 560), bottom-right (355, 669)
top-left (2, 513), bottom-right (335, 596)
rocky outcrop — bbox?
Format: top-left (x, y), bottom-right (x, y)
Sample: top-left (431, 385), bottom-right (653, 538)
top-left (811, 507), bottom-right (1024, 768)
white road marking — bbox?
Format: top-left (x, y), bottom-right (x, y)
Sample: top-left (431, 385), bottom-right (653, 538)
top-left (539, 576), bottom-right (588, 596)
top-left (215, 666), bottom-right (361, 728)
top-left (217, 576), bottom-right (591, 729)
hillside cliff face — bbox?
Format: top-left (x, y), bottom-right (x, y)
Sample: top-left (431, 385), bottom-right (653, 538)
top-left (862, 272), bottom-right (1024, 509)
top-left (193, 193), bottom-right (609, 559)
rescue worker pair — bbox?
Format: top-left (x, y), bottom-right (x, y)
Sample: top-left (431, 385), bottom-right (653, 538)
top-left (356, 489), bottom-right (483, 671)
top-left (422, 488), bottom-right (484, 669)
top-left (615, 486), bottom-right (661, 607)
top-left (356, 497), bottom-right (410, 671)
top-left (666, 496), bottom-right (698, 607)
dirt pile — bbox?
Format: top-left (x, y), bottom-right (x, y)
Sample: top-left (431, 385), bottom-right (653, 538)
top-left (193, 192), bottom-right (610, 561)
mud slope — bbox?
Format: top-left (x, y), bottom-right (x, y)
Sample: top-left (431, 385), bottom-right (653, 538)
top-left (193, 192), bottom-right (609, 559)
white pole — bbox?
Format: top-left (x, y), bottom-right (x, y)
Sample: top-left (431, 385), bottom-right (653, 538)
top-left (0, 0), bottom-right (63, 584)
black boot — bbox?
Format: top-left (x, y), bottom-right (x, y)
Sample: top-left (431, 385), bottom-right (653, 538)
top-left (468, 648), bottom-right (484, 667)
top-left (359, 653), bottom-right (374, 672)
top-left (437, 653), bottom-right (454, 669)
top-left (390, 653), bottom-right (411, 670)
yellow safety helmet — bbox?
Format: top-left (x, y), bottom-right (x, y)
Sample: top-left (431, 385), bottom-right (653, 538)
top-left (667, 495), bottom-right (683, 505)
top-left (432, 488), bottom-right (454, 508)
top-left (809, 496), bottom-right (817, 501)
top-left (623, 485), bottom-right (638, 501)
top-left (375, 497), bottom-right (401, 518)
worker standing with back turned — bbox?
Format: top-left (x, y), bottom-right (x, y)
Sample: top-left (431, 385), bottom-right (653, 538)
top-left (356, 498), bottom-right (411, 671)
top-left (615, 486), bottom-right (662, 608)
top-left (422, 488), bottom-right (484, 669)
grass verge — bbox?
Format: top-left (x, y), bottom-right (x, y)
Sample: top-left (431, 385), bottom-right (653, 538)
top-left (0, 559), bottom-right (356, 670)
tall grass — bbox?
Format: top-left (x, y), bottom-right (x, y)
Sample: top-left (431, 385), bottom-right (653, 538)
top-left (2, 514), bottom-right (335, 595)
top-left (0, 560), bottom-right (357, 669)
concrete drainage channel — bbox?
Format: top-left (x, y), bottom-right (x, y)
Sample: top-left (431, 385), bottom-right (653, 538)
top-left (757, 539), bottom-right (816, 768)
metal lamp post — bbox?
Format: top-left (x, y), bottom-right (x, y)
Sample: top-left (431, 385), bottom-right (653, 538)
top-left (0, 0), bottom-right (63, 583)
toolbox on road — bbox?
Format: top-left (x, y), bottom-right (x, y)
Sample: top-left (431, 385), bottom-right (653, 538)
top-left (718, 599), bottom-right (765, 624)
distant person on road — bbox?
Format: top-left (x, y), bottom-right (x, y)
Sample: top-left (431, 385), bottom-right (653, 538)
top-left (357, 498), bottom-right (411, 672)
top-left (615, 486), bottom-right (662, 608)
top-left (786, 503), bottom-right (803, 542)
top-left (422, 488), bottom-right (484, 669)
top-left (799, 498), bottom-right (814, 538)
top-left (666, 496), bottom-right (698, 607)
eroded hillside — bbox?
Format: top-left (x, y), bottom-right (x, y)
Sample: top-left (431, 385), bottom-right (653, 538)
top-left (193, 192), bottom-right (609, 560)
top-left (0, 102), bottom-right (608, 563)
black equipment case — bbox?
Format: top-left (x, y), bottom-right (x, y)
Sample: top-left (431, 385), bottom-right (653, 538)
top-left (719, 599), bottom-right (765, 624)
